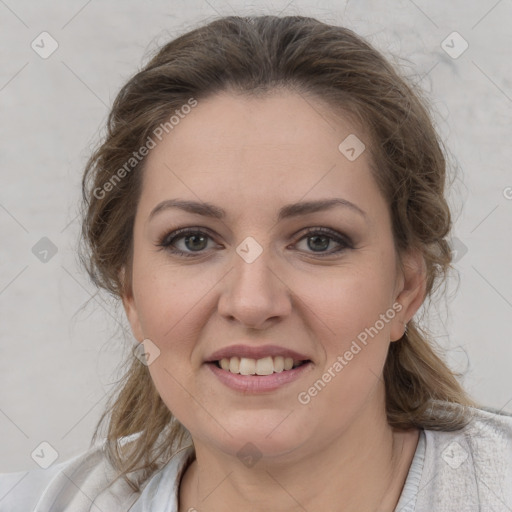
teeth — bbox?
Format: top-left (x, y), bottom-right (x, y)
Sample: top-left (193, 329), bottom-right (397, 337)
top-left (217, 355), bottom-right (304, 375)
top-left (256, 356), bottom-right (274, 375)
top-left (229, 356), bottom-right (240, 374)
top-left (273, 355), bottom-right (284, 372)
top-left (239, 357), bottom-right (255, 375)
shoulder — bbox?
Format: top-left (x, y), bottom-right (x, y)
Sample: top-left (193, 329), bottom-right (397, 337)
top-left (0, 439), bottom-right (195, 512)
top-left (416, 402), bottom-right (512, 512)
top-left (425, 402), bottom-right (512, 460)
top-left (0, 441), bottom-right (141, 512)
top-left (463, 403), bottom-right (512, 443)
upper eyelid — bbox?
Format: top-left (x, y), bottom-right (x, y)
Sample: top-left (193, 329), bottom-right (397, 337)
top-left (160, 226), bottom-right (351, 250)
top-left (161, 225), bottom-right (346, 240)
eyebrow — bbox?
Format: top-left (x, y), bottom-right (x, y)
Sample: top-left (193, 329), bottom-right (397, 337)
top-left (149, 198), bottom-right (367, 222)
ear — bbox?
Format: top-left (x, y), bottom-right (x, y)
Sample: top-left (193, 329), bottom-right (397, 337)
top-left (390, 248), bottom-right (427, 342)
top-left (119, 266), bottom-right (144, 342)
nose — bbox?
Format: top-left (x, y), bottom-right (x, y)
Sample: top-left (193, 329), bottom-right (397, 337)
top-left (217, 245), bottom-right (292, 329)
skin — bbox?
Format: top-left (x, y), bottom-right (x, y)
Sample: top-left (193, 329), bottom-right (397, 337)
top-left (122, 90), bottom-right (426, 511)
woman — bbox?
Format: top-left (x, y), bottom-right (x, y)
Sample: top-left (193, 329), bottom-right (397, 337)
top-left (1, 14), bottom-right (511, 512)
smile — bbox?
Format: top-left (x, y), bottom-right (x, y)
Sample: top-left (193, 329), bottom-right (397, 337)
top-left (216, 355), bottom-right (306, 375)
top-left (206, 358), bottom-right (313, 393)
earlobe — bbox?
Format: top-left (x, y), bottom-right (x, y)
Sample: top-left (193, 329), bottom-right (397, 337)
top-left (390, 249), bottom-right (427, 342)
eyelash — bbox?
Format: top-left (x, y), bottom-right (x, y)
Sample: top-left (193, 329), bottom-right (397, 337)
top-left (156, 226), bottom-right (353, 258)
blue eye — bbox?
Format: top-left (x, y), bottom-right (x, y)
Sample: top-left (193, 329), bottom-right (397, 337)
top-left (157, 226), bottom-right (352, 258)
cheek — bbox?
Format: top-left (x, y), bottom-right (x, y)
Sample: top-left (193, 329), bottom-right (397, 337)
top-left (131, 255), bottom-right (214, 340)
top-left (129, 259), bottom-right (218, 411)
top-left (291, 271), bottom-right (395, 433)
top-left (296, 260), bottom-right (396, 342)
top-left (146, 357), bottom-right (206, 439)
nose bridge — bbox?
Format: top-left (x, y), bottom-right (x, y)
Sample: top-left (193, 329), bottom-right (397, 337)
top-left (217, 235), bottom-right (291, 327)
top-left (235, 239), bottom-right (275, 290)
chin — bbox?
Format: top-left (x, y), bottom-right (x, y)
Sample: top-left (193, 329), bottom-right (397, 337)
top-left (205, 417), bottom-right (309, 461)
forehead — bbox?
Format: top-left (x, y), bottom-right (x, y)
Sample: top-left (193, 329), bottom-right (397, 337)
top-left (140, 90), bottom-right (382, 221)
top-left (146, 90), bottom-right (364, 164)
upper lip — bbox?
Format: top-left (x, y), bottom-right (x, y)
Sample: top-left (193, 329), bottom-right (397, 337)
top-left (204, 344), bottom-right (311, 363)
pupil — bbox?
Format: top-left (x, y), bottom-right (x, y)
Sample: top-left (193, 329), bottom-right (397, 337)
top-left (186, 234), bottom-right (207, 251)
top-left (309, 235), bottom-right (329, 252)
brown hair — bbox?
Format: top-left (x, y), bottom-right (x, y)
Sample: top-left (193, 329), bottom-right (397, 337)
top-left (80, 14), bottom-right (479, 491)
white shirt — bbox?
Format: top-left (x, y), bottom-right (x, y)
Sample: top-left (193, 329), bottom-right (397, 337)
top-left (1, 402), bottom-right (511, 511)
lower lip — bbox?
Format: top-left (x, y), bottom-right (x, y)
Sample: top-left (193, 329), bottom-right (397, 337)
top-left (206, 361), bottom-right (313, 392)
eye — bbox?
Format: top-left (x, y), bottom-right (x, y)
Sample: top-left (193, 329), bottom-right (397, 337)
top-left (157, 226), bottom-right (353, 258)
top-left (157, 227), bottom-right (218, 258)
top-left (293, 227), bottom-right (353, 256)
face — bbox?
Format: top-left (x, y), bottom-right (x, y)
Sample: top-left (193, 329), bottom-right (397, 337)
top-left (122, 90), bottom-right (425, 462)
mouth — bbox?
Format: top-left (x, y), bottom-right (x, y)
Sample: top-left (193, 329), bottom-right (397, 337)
top-left (208, 356), bottom-right (311, 375)
top-left (206, 357), bottom-right (313, 393)
top-left (203, 345), bottom-right (313, 391)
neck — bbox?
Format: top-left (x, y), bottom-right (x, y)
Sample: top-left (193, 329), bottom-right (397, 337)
top-left (179, 385), bottom-right (419, 512)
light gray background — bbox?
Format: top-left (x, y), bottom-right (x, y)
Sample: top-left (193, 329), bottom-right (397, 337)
top-left (1, 0), bottom-right (511, 472)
